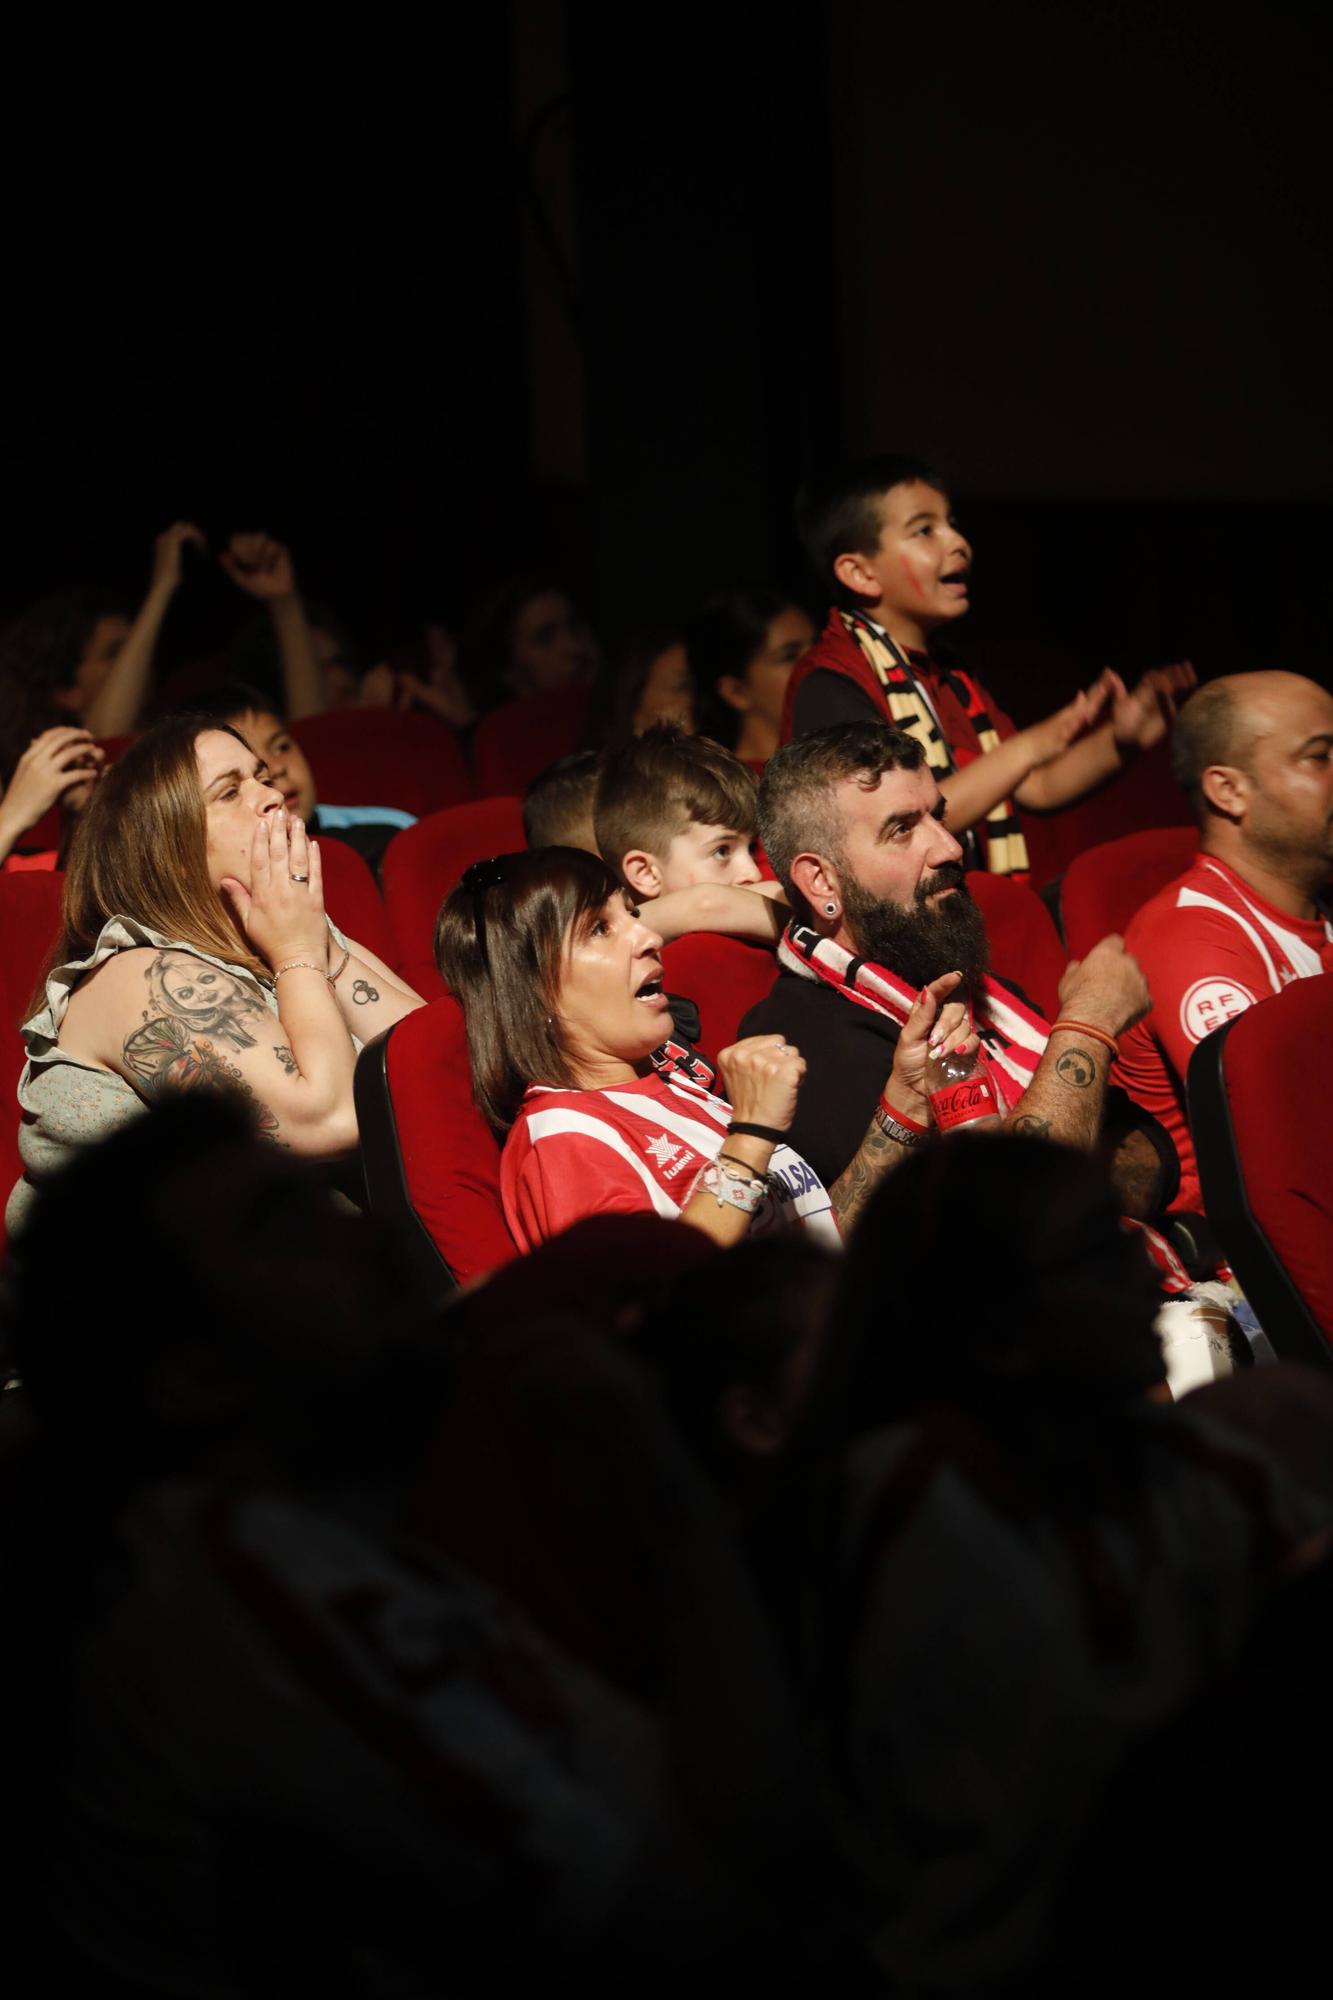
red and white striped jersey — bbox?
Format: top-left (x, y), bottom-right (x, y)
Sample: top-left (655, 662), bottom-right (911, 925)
top-left (501, 1070), bottom-right (840, 1252)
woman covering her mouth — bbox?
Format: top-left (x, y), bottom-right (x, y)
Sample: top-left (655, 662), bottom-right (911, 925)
top-left (435, 846), bottom-right (840, 1252)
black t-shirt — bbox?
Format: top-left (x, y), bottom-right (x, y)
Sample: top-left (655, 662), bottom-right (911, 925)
top-left (741, 970), bottom-right (901, 1189)
top-left (791, 670), bottom-right (882, 739)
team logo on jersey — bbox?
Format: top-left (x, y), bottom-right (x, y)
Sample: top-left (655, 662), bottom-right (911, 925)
top-left (1180, 976), bottom-right (1255, 1043)
top-left (645, 1133), bottom-right (682, 1170)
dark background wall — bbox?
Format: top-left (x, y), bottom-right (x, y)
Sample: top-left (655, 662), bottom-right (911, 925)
top-left (2, 3), bottom-right (1327, 711)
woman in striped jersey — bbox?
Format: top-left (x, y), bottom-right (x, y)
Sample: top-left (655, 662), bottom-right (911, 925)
top-left (436, 847), bottom-right (963, 1254)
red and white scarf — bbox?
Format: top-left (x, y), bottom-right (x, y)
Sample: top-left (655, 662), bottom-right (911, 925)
top-left (778, 921), bottom-right (1192, 1293)
top-left (778, 921), bottom-right (1047, 1111)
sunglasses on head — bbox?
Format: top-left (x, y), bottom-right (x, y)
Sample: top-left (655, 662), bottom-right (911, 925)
top-left (460, 856), bottom-right (513, 971)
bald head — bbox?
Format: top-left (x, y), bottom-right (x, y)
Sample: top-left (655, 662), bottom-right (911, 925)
top-left (1173, 672), bottom-right (1328, 821)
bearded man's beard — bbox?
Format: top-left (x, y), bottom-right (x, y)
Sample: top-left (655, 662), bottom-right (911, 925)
top-left (840, 860), bottom-right (991, 1013)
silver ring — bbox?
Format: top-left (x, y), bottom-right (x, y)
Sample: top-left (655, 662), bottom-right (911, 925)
top-left (289, 872), bottom-right (309, 884)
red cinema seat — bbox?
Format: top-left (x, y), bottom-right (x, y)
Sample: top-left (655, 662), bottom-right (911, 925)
top-left (1020, 743), bottom-right (1195, 891)
top-left (471, 688), bottom-right (589, 800)
top-left (290, 709), bottom-right (472, 821)
top-left (965, 870), bottom-right (1067, 1023)
top-left (0, 872), bottom-right (65, 1263)
top-left (381, 798), bottom-right (525, 996)
top-left (1188, 976), bottom-right (1333, 1365)
top-left (354, 996), bottom-right (517, 1296)
top-left (1060, 826), bottom-right (1200, 962)
top-left (659, 934), bottom-right (780, 1067)
top-left (317, 835), bottom-right (399, 972)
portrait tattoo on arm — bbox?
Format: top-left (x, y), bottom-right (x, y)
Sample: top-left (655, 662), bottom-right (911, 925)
top-left (142, 950), bottom-right (270, 1051)
top-left (123, 1017), bottom-right (282, 1141)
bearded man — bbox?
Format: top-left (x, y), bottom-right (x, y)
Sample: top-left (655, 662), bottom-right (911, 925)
top-left (741, 724), bottom-right (1176, 1231)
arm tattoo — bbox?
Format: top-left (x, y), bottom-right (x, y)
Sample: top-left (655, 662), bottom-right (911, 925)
top-left (273, 1045), bottom-right (298, 1075)
top-left (1011, 1113), bottom-right (1052, 1139)
top-left (352, 978), bottom-right (379, 1005)
top-left (1054, 1046), bottom-right (1097, 1088)
top-left (142, 949), bottom-right (270, 1051)
top-left (124, 1017), bottom-right (282, 1141)
top-left (830, 1118), bottom-right (912, 1234)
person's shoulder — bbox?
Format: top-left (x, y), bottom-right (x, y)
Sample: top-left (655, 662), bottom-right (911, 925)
top-left (1124, 857), bottom-right (1238, 952)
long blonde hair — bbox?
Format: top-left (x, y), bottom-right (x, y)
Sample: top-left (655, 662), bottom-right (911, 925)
top-left (51, 716), bottom-right (269, 981)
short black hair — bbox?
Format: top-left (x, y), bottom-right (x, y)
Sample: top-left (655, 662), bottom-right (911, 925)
top-left (795, 455), bottom-right (947, 599)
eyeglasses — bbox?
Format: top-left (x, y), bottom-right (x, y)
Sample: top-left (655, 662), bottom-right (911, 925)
top-left (460, 856), bottom-right (512, 971)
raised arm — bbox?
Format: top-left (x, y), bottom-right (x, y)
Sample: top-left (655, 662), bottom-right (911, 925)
top-left (1014, 662), bottom-right (1197, 812)
top-left (938, 677), bottom-right (1111, 833)
top-left (647, 880), bottom-right (788, 946)
top-left (220, 532), bottom-right (327, 720)
top-left (84, 523), bottom-right (205, 738)
top-left (1005, 936), bottom-right (1151, 1151)
top-left (102, 814), bottom-right (360, 1153)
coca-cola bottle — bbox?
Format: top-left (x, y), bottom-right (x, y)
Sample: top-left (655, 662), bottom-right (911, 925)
top-left (926, 1042), bottom-right (1002, 1133)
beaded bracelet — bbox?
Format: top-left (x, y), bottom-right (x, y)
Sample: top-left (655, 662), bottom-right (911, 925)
top-left (273, 960), bottom-right (327, 983)
top-left (1051, 1018), bottom-right (1119, 1058)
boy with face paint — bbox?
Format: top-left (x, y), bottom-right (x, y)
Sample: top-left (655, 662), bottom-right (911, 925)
top-left (785, 455), bottom-right (1196, 875)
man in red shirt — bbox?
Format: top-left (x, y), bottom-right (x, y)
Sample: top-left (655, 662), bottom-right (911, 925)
top-left (1114, 671), bottom-right (1333, 1218)
top-left (783, 456), bottom-right (1195, 873)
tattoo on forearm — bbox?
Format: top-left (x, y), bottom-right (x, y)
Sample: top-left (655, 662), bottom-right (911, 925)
top-left (352, 979), bottom-right (379, 1006)
top-left (1054, 1046), bottom-right (1097, 1088)
top-left (274, 1045), bottom-right (298, 1075)
top-left (1011, 1113), bottom-right (1052, 1139)
top-left (831, 1119), bottom-right (911, 1233)
top-left (141, 950), bottom-right (269, 1051)
top-left (124, 1017), bottom-right (282, 1141)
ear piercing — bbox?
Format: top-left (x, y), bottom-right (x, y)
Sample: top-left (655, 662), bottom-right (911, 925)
top-left (824, 901), bottom-right (838, 916)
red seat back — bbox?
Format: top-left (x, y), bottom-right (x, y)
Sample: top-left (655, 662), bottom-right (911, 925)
top-left (1021, 743), bottom-right (1196, 891)
top-left (381, 797), bottom-right (525, 996)
top-left (659, 934), bottom-right (780, 1066)
top-left (965, 870), bottom-right (1067, 1022)
top-left (0, 872), bottom-right (65, 1262)
top-left (1189, 977), bottom-right (1333, 1361)
top-left (1060, 826), bottom-right (1200, 962)
top-left (356, 996), bottom-right (517, 1290)
top-left (471, 688), bottom-right (589, 800)
top-left (317, 835), bottom-right (399, 973)
top-left (290, 709), bottom-right (472, 821)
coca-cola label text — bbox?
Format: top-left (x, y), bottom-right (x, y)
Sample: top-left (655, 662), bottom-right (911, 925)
top-left (930, 1073), bottom-right (1000, 1132)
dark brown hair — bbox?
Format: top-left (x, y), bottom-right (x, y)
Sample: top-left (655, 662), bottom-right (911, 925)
top-left (757, 722), bottom-right (924, 923)
top-left (593, 722), bottom-right (758, 880)
top-left (50, 715), bottom-right (269, 983)
top-left (434, 845), bottom-right (625, 1133)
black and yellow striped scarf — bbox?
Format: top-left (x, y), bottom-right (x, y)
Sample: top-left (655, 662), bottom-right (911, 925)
top-left (843, 612), bottom-right (1029, 877)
